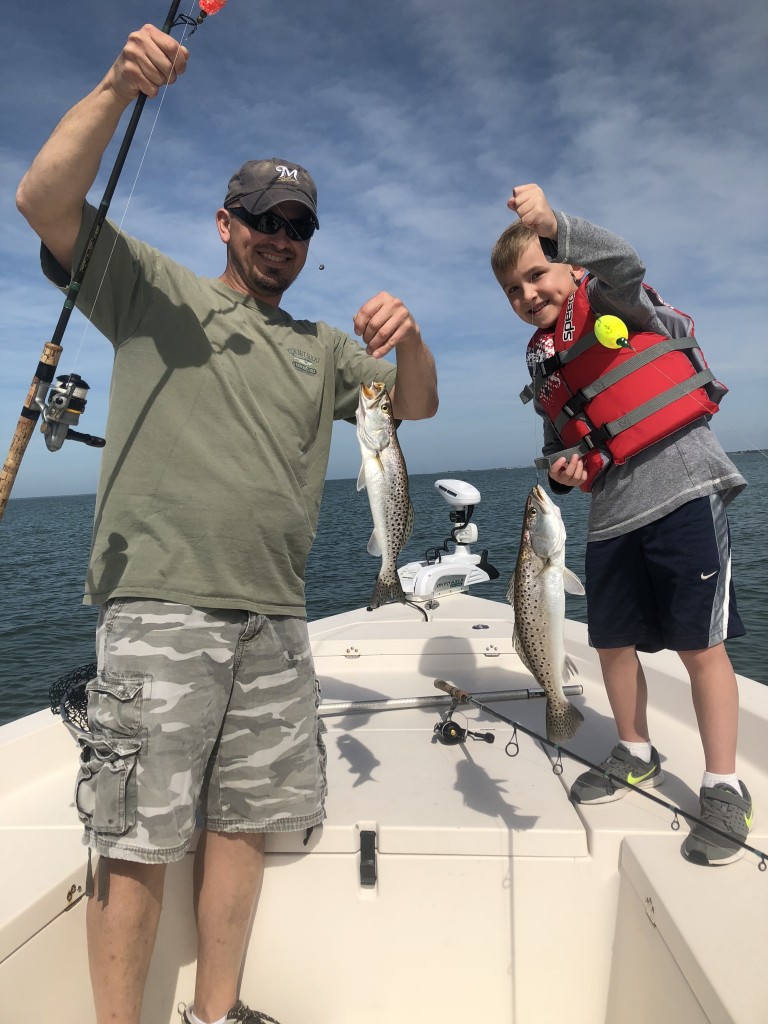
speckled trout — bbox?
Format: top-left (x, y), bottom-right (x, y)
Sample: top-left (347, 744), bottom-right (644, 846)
top-left (356, 381), bottom-right (414, 609)
top-left (508, 484), bottom-right (585, 743)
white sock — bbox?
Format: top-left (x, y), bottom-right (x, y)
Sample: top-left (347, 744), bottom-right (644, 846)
top-left (620, 740), bottom-right (653, 762)
top-left (188, 1009), bottom-right (227, 1024)
top-left (703, 772), bottom-right (740, 792)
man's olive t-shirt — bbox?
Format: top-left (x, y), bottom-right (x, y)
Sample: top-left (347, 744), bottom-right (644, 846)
top-left (43, 205), bottom-right (396, 616)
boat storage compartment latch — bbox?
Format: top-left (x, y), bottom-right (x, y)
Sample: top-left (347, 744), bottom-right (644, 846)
top-left (358, 827), bottom-right (377, 888)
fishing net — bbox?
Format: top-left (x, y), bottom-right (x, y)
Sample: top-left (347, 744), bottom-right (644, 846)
top-left (49, 661), bottom-right (96, 733)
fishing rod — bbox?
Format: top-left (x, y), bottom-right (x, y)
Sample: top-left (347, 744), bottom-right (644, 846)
top-left (433, 678), bottom-right (768, 871)
top-left (0, 0), bottom-right (228, 523)
top-left (318, 684), bottom-right (583, 718)
top-left (48, 661), bottom-right (583, 729)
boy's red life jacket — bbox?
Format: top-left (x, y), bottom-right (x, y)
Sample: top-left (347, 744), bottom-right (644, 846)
top-left (520, 279), bottom-right (726, 492)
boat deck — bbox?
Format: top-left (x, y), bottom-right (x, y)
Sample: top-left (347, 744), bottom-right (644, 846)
top-left (1, 594), bottom-right (766, 1023)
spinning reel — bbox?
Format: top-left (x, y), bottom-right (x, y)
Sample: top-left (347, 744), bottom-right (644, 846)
top-left (433, 705), bottom-right (494, 745)
top-left (32, 373), bottom-right (105, 452)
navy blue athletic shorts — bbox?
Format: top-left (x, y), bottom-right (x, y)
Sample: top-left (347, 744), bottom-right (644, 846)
top-left (585, 493), bottom-right (745, 653)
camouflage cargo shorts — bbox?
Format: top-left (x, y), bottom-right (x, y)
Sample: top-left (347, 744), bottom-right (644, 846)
top-left (75, 599), bottom-right (327, 863)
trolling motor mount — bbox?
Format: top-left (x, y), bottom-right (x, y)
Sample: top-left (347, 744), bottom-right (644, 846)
top-left (398, 479), bottom-right (499, 601)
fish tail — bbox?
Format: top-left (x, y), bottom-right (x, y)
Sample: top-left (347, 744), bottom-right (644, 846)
top-left (369, 570), bottom-right (406, 609)
top-left (545, 698), bottom-right (585, 744)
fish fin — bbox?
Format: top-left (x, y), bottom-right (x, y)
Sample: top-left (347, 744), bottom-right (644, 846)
top-left (367, 531), bottom-right (382, 557)
top-left (512, 626), bottom-right (537, 679)
top-left (369, 572), bottom-right (406, 609)
top-left (505, 572), bottom-right (515, 605)
top-left (563, 567), bottom-right (585, 596)
top-left (403, 500), bottom-right (415, 546)
top-left (356, 464), bottom-right (367, 492)
top-left (564, 656), bottom-right (578, 679)
top-left (546, 699), bottom-right (584, 744)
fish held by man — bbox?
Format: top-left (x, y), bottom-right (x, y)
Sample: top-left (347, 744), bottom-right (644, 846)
top-left (508, 484), bottom-right (586, 743)
top-left (356, 381), bottom-right (414, 609)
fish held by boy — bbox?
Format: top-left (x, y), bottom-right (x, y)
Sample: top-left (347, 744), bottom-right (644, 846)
top-left (356, 381), bottom-right (414, 608)
top-left (508, 484), bottom-right (586, 743)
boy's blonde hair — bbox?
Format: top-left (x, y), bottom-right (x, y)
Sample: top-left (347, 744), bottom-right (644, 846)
top-left (490, 221), bottom-right (542, 278)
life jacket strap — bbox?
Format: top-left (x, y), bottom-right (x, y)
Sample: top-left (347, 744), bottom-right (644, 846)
top-left (538, 367), bottom-right (715, 471)
top-left (552, 337), bottom-right (705, 434)
top-left (528, 329), bottom-right (600, 380)
top-left (600, 367), bottom-right (715, 438)
top-left (534, 447), bottom-right (585, 472)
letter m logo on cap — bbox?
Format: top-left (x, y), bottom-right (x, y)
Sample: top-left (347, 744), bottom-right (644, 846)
top-left (276, 165), bottom-right (299, 181)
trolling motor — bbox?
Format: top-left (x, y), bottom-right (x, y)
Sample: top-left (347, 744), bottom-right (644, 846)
top-left (33, 373), bottom-right (105, 452)
top-left (398, 479), bottom-right (499, 601)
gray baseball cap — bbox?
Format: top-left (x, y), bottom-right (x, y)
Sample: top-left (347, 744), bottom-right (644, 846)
top-left (224, 158), bottom-right (319, 227)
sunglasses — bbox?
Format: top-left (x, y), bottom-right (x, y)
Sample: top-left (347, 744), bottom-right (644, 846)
top-left (227, 205), bottom-right (316, 242)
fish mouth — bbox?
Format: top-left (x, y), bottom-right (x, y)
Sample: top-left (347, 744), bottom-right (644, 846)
top-left (529, 483), bottom-right (559, 521)
top-left (362, 381), bottom-right (385, 399)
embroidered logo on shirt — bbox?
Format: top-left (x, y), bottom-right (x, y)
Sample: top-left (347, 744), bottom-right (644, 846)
top-left (288, 347), bottom-right (319, 375)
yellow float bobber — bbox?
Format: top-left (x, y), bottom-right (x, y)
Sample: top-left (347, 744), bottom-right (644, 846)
top-left (594, 315), bottom-right (631, 350)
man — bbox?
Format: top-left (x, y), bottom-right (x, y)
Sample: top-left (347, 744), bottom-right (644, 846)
top-left (16, 23), bottom-right (437, 1024)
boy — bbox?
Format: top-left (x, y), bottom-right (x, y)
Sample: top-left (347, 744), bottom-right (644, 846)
top-left (491, 183), bottom-right (751, 865)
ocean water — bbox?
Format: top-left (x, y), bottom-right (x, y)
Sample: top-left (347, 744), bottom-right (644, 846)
top-left (0, 454), bottom-right (765, 726)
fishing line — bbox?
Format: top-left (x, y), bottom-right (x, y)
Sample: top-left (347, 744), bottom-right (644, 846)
top-left (63, 0), bottom-right (330, 387)
top-left (0, 1), bottom-right (235, 520)
top-left (434, 678), bottom-right (768, 871)
top-left (66, 1), bottom-right (201, 376)
top-left (520, 258), bottom-right (544, 484)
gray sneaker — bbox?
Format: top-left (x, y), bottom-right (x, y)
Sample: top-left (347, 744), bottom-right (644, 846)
top-left (181, 1002), bottom-right (281, 1024)
top-left (571, 744), bottom-right (663, 804)
top-left (683, 781), bottom-right (754, 866)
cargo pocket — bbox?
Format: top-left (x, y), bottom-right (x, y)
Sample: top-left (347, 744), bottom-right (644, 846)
top-left (76, 671), bottom-right (148, 834)
top-left (75, 737), bottom-right (142, 834)
top-left (86, 671), bottom-right (146, 738)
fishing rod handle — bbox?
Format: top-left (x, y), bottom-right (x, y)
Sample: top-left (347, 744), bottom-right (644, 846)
top-left (0, 342), bottom-right (63, 521)
top-left (434, 678), bottom-right (469, 702)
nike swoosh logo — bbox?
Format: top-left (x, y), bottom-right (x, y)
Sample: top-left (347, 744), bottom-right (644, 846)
top-left (700, 570), bottom-right (718, 580)
top-left (627, 767), bottom-right (657, 785)
top-left (745, 810), bottom-right (754, 830)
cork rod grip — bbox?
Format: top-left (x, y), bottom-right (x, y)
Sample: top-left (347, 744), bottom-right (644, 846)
top-left (0, 342), bottom-right (63, 521)
top-left (433, 679), bottom-right (469, 702)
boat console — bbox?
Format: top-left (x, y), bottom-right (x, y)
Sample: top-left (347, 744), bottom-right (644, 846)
top-left (397, 478), bottom-right (499, 601)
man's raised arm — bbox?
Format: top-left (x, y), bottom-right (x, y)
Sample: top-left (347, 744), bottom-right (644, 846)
top-left (16, 25), bottom-right (189, 271)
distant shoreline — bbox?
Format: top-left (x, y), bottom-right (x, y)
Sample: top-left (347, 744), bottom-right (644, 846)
top-left (7, 449), bottom-right (766, 502)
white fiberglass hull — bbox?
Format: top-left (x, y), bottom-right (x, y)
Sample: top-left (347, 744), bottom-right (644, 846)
top-left (1, 593), bottom-right (766, 1023)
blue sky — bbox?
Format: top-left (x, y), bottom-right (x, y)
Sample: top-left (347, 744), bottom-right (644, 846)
top-left (1, 0), bottom-right (766, 499)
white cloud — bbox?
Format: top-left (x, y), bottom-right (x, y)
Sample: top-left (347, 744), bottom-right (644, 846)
top-left (1, 0), bottom-right (766, 504)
